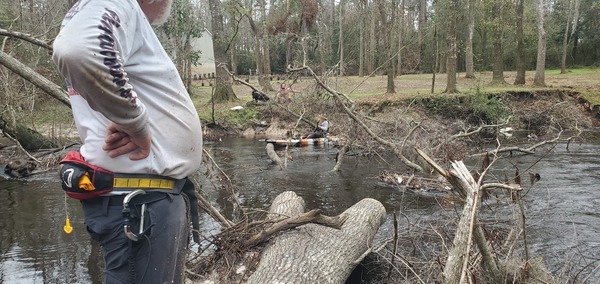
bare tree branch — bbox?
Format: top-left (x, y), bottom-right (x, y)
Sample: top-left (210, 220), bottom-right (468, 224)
top-left (3, 131), bottom-right (41, 163)
top-left (243, 209), bottom-right (348, 248)
top-left (288, 65), bottom-right (424, 173)
top-left (435, 117), bottom-right (512, 153)
top-left (0, 51), bottom-right (70, 107)
top-left (0, 28), bottom-right (53, 50)
top-left (471, 129), bottom-right (578, 157)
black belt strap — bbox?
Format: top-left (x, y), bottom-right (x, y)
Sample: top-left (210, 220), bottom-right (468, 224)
top-left (181, 179), bottom-right (200, 244)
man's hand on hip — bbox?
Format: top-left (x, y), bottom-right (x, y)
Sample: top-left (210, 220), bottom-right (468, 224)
top-left (103, 123), bottom-right (151, 160)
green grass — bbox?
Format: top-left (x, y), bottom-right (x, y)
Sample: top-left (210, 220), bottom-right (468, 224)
top-left (545, 67), bottom-right (599, 75)
top-left (580, 90), bottom-right (600, 105)
top-left (188, 67), bottom-right (600, 128)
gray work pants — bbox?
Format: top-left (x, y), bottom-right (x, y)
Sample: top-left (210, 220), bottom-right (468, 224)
top-left (81, 192), bottom-right (189, 284)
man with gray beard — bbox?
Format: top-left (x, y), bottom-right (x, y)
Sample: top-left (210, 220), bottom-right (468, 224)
top-left (52, 0), bottom-right (202, 283)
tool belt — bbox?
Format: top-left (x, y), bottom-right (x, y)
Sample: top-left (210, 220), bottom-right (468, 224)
top-left (59, 151), bottom-right (184, 200)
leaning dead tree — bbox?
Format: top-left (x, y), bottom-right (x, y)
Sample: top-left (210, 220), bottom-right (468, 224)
top-left (417, 149), bottom-right (503, 283)
top-left (0, 30), bottom-right (70, 153)
top-left (415, 148), bottom-right (555, 283)
top-left (0, 30), bottom-right (70, 107)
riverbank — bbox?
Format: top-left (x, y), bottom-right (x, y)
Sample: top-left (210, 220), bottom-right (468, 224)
top-left (2, 69), bottom-right (599, 173)
top-left (193, 69), bottom-right (600, 143)
top-left (194, 72), bottom-right (600, 165)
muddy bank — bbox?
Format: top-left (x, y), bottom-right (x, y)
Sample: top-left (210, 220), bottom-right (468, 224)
top-left (206, 89), bottom-right (599, 143)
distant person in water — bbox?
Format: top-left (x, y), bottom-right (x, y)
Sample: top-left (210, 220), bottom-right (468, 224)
top-left (302, 114), bottom-right (329, 139)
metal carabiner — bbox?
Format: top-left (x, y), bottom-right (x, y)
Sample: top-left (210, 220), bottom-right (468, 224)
top-left (123, 189), bottom-right (146, 241)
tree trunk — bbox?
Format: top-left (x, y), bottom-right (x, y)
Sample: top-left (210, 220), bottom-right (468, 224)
top-left (560, 0), bottom-right (579, 74)
top-left (338, 0), bottom-right (345, 76)
top-left (534, 0), bottom-right (546, 87)
top-left (572, 30), bottom-right (579, 64)
top-left (184, 37), bottom-right (192, 91)
top-left (300, 19), bottom-right (309, 67)
top-left (230, 45), bottom-right (238, 75)
top-left (368, 4), bottom-right (375, 75)
top-left (444, 0), bottom-right (459, 93)
top-left (208, 0), bottom-right (237, 102)
top-left (251, 28), bottom-right (265, 82)
top-left (417, 0), bottom-right (426, 72)
top-left (377, 0), bottom-right (396, 94)
top-left (390, 0), bottom-right (397, 79)
top-left (432, 26), bottom-right (438, 94)
top-left (514, 0), bottom-right (526, 85)
top-left (260, 0), bottom-right (273, 91)
top-left (359, 0), bottom-right (366, 77)
top-left (491, 0), bottom-right (506, 84)
top-left (465, 0), bottom-right (475, 79)
top-left (317, 18), bottom-right (327, 75)
top-left (481, 29), bottom-right (488, 69)
top-left (569, 0), bottom-right (581, 63)
top-left (317, 0), bottom-right (331, 76)
top-left (442, 164), bottom-right (479, 284)
top-left (397, 0), bottom-right (405, 76)
top-left (416, 158), bottom-right (501, 284)
top-left (246, 191), bottom-right (386, 284)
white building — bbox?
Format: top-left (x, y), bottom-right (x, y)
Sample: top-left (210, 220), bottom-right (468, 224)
top-left (190, 29), bottom-right (216, 80)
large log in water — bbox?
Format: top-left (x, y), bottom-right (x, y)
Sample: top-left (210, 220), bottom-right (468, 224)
top-left (0, 117), bottom-right (57, 150)
top-left (246, 191), bottom-right (386, 284)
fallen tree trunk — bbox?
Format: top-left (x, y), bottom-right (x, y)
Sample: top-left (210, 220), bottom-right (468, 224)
top-left (0, 50), bottom-right (70, 107)
top-left (0, 117), bottom-right (57, 151)
top-left (246, 191), bottom-right (386, 284)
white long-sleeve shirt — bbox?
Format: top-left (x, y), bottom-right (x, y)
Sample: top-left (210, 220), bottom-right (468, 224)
top-left (318, 120), bottom-right (329, 132)
top-left (52, 0), bottom-right (202, 179)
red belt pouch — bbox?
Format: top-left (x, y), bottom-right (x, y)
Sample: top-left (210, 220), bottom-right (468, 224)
top-left (59, 151), bottom-right (114, 199)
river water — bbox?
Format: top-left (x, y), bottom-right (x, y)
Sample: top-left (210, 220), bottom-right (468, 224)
top-left (1, 136), bottom-right (599, 283)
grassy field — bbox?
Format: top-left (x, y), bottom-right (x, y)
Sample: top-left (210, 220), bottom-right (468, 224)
top-left (191, 68), bottom-right (600, 105)
top-left (190, 67), bottom-right (600, 126)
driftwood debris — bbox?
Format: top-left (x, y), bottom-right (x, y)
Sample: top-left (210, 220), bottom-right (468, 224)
top-left (4, 159), bottom-right (37, 178)
top-left (416, 148), bottom-right (513, 283)
top-left (246, 191), bottom-right (386, 284)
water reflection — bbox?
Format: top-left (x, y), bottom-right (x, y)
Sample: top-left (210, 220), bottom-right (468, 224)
top-left (1, 137), bottom-right (599, 282)
top-left (518, 144), bottom-right (600, 279)
top-left (0, 174), bottom-right (102, 284)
